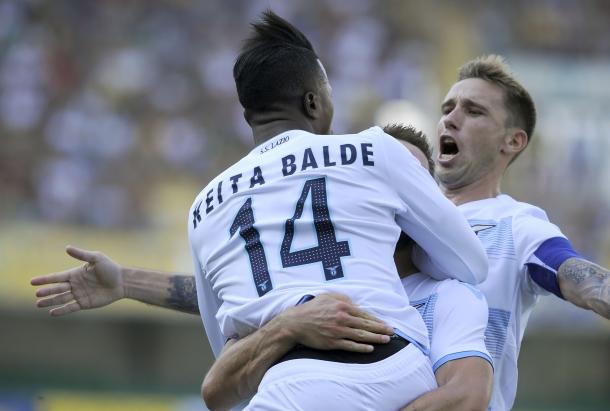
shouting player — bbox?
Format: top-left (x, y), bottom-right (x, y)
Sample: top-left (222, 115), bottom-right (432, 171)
top-left (434, 55), bottom-right (610, 410)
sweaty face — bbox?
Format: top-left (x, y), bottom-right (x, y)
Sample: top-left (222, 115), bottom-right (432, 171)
top-left (436, 78), bottom-right (511, 191)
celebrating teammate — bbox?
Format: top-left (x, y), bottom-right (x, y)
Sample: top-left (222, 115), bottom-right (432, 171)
top-left (201, 124), bottom-right (494, 411)
top-left (434, 55), bottom-right (610, 410)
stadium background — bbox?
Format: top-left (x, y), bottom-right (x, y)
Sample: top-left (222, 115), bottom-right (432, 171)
top-left (1, 0), bottom-right (609, 410)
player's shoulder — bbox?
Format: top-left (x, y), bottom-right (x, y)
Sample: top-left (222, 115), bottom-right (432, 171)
top-left (354, 125), bottom-right (386, 139)
top-left (463, 194), bottom-right (550, 222)
top-left (437, 279), bottom-right (486, 304)
top-left (434, 280), bottom-right (488, 323)
top-left (498, 195), bottom-right (550, 221)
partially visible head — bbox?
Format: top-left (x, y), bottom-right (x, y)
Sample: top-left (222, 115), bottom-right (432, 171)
top-left (436, 55), bottom-right (536, 191)
top-left (234, 10), bottom-right (333, 134)
top-left (383, 123), bottom-right (433, 278)
top-left (383, 124), bottom-right (434, 176)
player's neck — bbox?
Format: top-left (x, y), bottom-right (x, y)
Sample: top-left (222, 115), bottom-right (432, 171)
top-left (249, 111), bottom-right (317, 146)
top-left (442, 173), bottom-right (503, 206)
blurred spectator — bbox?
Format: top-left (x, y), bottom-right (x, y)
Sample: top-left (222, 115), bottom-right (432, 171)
top-left (1, 0), bottom-right (609, 276)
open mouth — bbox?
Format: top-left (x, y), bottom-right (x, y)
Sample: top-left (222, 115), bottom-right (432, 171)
top-left (438, 135), bottom-right (459, 162)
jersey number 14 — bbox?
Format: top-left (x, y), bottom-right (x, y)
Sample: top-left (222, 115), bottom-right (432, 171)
top-left (230, 178), bottom-right (351, 297)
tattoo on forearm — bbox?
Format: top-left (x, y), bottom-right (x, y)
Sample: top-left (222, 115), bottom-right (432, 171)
top-left (167, 275), bottom-right (200, 314)
top-left (559, 258), bottom-right (610, 318)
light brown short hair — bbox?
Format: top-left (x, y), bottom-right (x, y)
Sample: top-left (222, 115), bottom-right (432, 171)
top-left (383, 123), bottom-right (434, 176)
top-left (459, 55), bottom-right (536, 145)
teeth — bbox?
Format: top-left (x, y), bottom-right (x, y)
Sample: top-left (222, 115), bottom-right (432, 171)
top-left (438, 152), bottom-right (458, 162)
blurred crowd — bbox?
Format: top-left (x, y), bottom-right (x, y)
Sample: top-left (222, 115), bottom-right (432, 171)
top-left (1, 0), bottom-right (609, 262)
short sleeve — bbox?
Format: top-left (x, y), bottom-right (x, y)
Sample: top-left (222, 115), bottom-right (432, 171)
top-left (429, 281), bottom-right (493, 372)
top-left (512, 208), bottom-right (574, 297)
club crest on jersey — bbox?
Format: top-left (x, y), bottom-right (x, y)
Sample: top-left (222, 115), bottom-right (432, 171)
top-left (471, 224), bottom-right (496, 235)
top-left (258, 280), bottom-right (270, 292)
top-left (325, 265), bottom-right (341, 277)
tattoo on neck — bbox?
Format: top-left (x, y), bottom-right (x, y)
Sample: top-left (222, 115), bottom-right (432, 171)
top-left (167, 275), bottom-right (199, 314)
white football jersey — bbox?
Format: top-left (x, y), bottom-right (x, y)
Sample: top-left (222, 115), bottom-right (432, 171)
top-left (189, 126), bottom-right (487, 357)
top-left (459, 194), bottom-right (569, 411)
top-left (401, 273), bottom-right (492, 372)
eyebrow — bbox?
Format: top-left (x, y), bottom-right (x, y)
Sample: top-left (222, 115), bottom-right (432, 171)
top-left (441, 97), bottom-right (488, 112)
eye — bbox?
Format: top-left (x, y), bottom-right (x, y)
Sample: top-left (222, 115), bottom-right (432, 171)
top-left (468, 109), bottom-right (482, 116)
top-left (441, 106), bottom-right (453, 115)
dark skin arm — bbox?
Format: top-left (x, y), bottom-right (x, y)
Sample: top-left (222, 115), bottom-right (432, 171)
top-left (557, 257), bottom-right (610, 319)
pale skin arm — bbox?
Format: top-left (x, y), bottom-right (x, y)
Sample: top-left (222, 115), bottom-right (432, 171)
top-left (202, 293), bottom-right (394, 411)
top-left (31, 247), bottom-right (395, 411)
top-left (31, 246), bottom-right (199, 316)
top-left (401, 357), bottom-right (493, 411)
top-left (557, 257), bottom-right (610, 319)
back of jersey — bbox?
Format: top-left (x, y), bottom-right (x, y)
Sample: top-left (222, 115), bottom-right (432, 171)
top-left (190, 127), bottom-right (444, 349)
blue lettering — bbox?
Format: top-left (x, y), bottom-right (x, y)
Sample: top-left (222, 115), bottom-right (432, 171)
top-left (340, 144), bottom-right (357, 165)
top-left (217, 181), bottom-right (224, 204)
top-left (361, 143), bottom-right (374, 166)
top-left (230, 173), bottom-right (242, 194)
top-left (301, 148), bottom-right (319, 170)
top-left (192, 200), bottom-right (202, 228)
top-left (282, 154), bottom-right (297, 176)
top-left (250, 166), bottom-right (265, 188)
top-left (205, 188), bottom-right (214, 214)
top-left (323, 146), bottom-right (336, 167)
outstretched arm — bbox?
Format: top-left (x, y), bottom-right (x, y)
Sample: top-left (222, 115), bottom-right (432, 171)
top-left (558, 257), bottom-right (610, 319)
top-left (401, 357), bottom-right (493, 411)
top-left (31, 245), bottom-right (199, 316)
top-left (202, 293), bottom-right (395, 411)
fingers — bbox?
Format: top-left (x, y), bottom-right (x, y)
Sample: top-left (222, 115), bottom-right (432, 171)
top-left (65, 245), bottom-right (98, 264)
top-left (338, 326), bottom-right (392, 345)
top-left (343, 314), bottom-right (394, 336)
top-left (37, 291), bottom-right (74, 308)
top-left (35, 283), bottom-right (71, 298)
top-left (30, 270), bottom-right (72, 286)
top-left (318, 293), bottom-right (390, 330)
top-left (50, 301), bottom-right (81, 317)
top-left (330, 339), bottom-right (374, 353)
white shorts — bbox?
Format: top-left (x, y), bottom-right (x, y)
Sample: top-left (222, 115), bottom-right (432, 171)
top-left (245, 344), bottom-right (437, 411)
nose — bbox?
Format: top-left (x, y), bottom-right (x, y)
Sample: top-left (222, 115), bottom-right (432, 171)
top-left (442, 107), bottom-right (460, 131)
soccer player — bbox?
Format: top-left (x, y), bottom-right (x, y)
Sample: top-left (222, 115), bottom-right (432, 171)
top-left (186, 10), bottom-right (487, 409)
top-left (201, 124), bottom-right (494, 411)
top-left (434, 55), bottom-right (610, 410)
top-left (31, 125), bottom-right (495, 411)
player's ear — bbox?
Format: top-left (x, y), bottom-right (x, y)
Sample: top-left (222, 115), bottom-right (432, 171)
top-left (303, 91), bottom-right (321, 119)
top-left (242, 109), bottom-right (253, 126)
top-left (502, 129), bottom-right (528, 158)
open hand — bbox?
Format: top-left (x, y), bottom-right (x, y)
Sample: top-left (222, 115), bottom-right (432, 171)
top-left (31, 246), bottom-right (125, 316)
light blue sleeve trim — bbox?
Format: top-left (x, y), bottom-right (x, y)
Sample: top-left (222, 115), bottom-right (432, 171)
top-left (394, 328), bottom-right (429, 356)
top-left (432, 350), bottom-right (494, 373)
